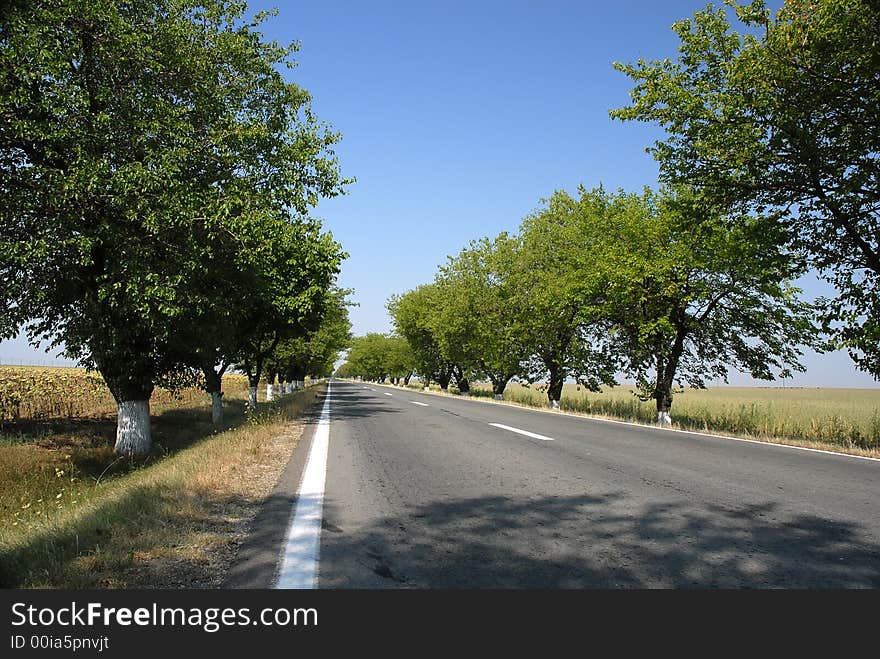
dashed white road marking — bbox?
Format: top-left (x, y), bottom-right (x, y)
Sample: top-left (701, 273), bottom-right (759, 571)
top-left (384, 392), bottom-right (394, 397)
top-left (489, 422), bottom-right (554, 441)
top-left (276, 382), bottom-right (332, 589)
top-left (410, 401), bottom-right (429, 407)
top-left (369, 388), bottom-right (376, 391)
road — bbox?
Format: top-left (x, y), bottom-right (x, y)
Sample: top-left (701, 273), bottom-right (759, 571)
top-left (233, 380), bottom-right (880, 588)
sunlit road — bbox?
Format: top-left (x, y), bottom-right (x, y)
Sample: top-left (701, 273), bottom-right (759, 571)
top-left (234, 380), bottom-right (880, 588)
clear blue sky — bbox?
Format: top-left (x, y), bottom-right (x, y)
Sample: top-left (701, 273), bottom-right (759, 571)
top-left (2, 0), bottom-right (876, 387)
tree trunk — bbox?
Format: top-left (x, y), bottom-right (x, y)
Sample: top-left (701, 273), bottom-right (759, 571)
top-left (547, 361), bottom-right (564, 409)
top-left (201, 364), bottom-right (225, 425)
top-left (491, 374), bottom-right (511, 400)
top-left (653, 321), bottom-right (687, 426)
top-left (247, 373), bottom-right (259, 411)
top-left (656, 390), bottom-right (673, 426)
top-left (115, 400), bottom-right (151, 456)
top-left (211, 391), bottom-right (223, 424)
top-left (100, 369), bottom-right (155, 455)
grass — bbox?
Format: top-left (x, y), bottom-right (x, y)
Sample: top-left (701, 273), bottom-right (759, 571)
top-left (403, 380), bottom-right (880, 457)
top-left (0, 380), bottom-right (322, 588)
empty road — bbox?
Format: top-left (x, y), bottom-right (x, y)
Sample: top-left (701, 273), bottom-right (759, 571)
top-left (235, 380), bottom-right (880, 588)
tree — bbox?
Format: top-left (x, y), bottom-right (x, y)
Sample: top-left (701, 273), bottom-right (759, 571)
top-left (272, 287), bottom-right (352, 393)
top-left (345, 333), bottom-right (393, 382)
top-left (384, 336), bottom-right (417, 385)
top-left (596, 187), bottom-right (817, 423)
top-left (433, 233), bottom-right (528, 399)
top-left (0, 1), bottom-right (348, 453)
top-left (513, 187), bottom-right (619, 408)
top-left (387, 285), bottom-right (454, 391)
top-left (235, 218), bottom-right (345, 410)
top-left (611, 0), bottom-right (880, 377)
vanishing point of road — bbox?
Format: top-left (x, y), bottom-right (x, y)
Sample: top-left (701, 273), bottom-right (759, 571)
top-left (229, 380), bottom-right (880, 588)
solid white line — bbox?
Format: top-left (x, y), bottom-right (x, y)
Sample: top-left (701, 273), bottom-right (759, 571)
top-left (384, 392), bottom-right (394, 397)
top-left (489, 422), bottom-right (554, 441)
top-left (275, 383), bottom-right (332, 589)
top-left (410, 401), bottom-right (429, 407)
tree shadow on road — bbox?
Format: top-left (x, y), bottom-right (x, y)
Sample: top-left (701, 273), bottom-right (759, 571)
top-left (318, 491), bottom-right (880, 588)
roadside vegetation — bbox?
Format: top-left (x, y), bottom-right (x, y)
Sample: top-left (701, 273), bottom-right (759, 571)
top-left (342, 0), bottom-right (880, 439)
top-left (1, 0), bottom-right (351, 456)
top-left (0, 380), bottom-right (323, 588)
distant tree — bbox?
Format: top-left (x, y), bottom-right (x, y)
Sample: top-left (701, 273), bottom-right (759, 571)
top-left (596, 187), bottom-right (818, 423)
top-left (235, 220), bottom-right (345, 410)
top-left (272, 288), bottom-right (352, 393)
top-left (345, 333), bottom-right (392, 382)
top-left (611, 0), bottom-right (880, 377)
top-left (384, 336), bottom-right (417, 385)
top-left (433, 233), bottom-right (528, 398)
top-left (387, 285), bottom-right (453, 391)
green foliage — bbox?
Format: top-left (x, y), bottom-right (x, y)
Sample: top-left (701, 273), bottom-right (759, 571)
top-left (594, 186), bottom-right (818, 413)
top-left (387, 285), bottom-right (452, 386)
top-left (611, 0), bottom-right (880, 378)
top-left (433, 234), bottom-right (527, 395)
top-left (0, 1), bottom-right (349, 451)
top-left (513, 187), bottom-right (620, 402)
top-left (341, 333), bottom-right (415, 383)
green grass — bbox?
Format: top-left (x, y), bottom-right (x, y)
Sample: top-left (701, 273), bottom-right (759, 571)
top-left (0, 384), bottom-right (321, 588)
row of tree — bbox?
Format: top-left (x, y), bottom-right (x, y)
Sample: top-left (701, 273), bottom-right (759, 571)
top-left (345, 0), bottom-right (880, 420)
top-left (365, 185), bottom-right (813, 421)
top-left (0, 1), bottom-right (351, 454)
top-left (336, 333), bottom-right (417, 385)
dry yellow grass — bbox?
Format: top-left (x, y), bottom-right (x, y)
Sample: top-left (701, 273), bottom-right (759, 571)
top-left (0, 365), bottom-right (251, 425)
top-left (451, 381), bottom-right (880, 456)
top-left (0, 385), bottom-right (321, 588)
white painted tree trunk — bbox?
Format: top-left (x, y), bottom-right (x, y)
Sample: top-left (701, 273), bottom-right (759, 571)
top-left (266, 383), bottom-right (274, 401)
top-left (424, 386), bottom-right (430, 391)
top-left (550, 399), bottom-right (560, 410)
top-left (248, 386), bottom-right (257, 410)
top-left (115, 400), bottom-right (151, 455)
top-left (298, 380), bottom-right (305, 390)
top-left (211, 392), bottom-right (223, 424)
top-left (494, 394), bottom-right (503, 401)
top-left (441, 387), bottom-right (448, 393)
top-left (657, 411), bottom-right (672, 426)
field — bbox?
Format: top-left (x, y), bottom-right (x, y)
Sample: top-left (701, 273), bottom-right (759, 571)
top-left (0, 365), bottom-right (319, 589)
top-left (0, 365), bottom-right (250, 425)
top-left (459, 382), bottom-right (880, 454)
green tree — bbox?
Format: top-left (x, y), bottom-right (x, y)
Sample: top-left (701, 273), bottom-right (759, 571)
top-left (384, 336), bottom-right (417, 385)
top-left (345, 333), bottom-right (392, 382)
top-left (433, 233), bottom-right (528, 398)
top-left (235, 219), bottom-right (345, 410)
top-left (611, 0), bottom-right (880, 377)
top-left (514, 187), bottom-right (619, 407)
top-left (596, 187), bottom-right (817, 423)
top-left (0, 1), bottom-right (347, 453)
top-left (387, 285), bottom-right (454, 391)
top-left (271, 287), bottom-right (352, 394)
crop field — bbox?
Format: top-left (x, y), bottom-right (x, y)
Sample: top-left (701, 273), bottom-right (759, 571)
top-left (0, 366), bottom-right (250, 425)
top-left (463, 382), bottom-right (880, 453)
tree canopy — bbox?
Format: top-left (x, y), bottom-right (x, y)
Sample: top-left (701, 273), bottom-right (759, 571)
top-left (611, 0), bottom-right (880, 377)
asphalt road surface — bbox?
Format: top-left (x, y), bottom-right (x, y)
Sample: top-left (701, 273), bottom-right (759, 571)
top-left (232, 380), bottom-right (880, 588)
